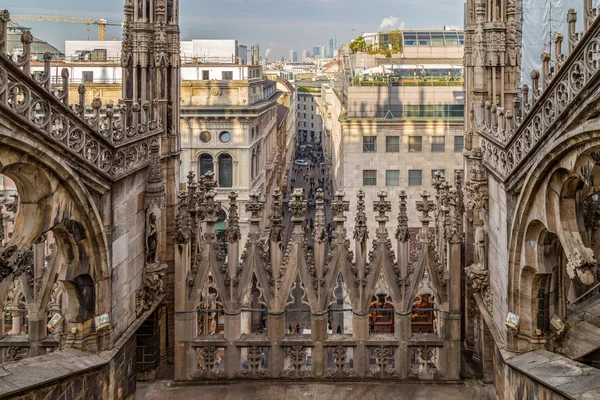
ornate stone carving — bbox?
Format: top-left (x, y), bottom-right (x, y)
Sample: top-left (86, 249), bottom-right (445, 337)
top-left (239, 346), bottom-right (268, 378)
top-left (269, 188), bottom-right (283, 243)
top-left (313, 189), bottom-right (327, 243)
top-left (194, 346), bottom-right (223, 378)
top-left (225, 191), bottom-right (241, 243)
top-left (369, 346), bottom-right (395, 378)
top-left (325, 346), bottom-right (354, 378)
top-left (566, 247), bottom-right (597, 286)
top-left (5, 346), bottom-right (27, 362)
top-left (395, 191), bottom-right (409, 242)
top-left (135, 263), bottom-right (167, 317)
top-left (354, 190), bottom-right (368, 243)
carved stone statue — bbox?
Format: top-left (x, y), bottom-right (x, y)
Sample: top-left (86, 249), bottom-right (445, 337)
top-left (474, 219), bottom-right (486, 270)
top-left (146, 212), bottom-right (158, 265)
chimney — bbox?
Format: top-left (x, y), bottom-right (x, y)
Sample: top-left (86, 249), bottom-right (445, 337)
top-left (256, 44), bottom-right (260, 64)
top-left (250, 46), bottom-right (255, 65)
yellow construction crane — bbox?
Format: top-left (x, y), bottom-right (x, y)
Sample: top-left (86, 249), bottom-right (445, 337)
top-left (11, 15), bottom-right (123, 41)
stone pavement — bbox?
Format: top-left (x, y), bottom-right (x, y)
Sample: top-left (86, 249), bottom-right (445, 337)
top-left (136, 380), bottom-right (496, 400)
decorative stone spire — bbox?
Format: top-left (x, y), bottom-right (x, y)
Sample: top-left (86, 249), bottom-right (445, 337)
top-left (314, 189), bottom-right (326, 243)
top-left (373, 191), bottom-right (391, 223)
top-left (246, 191), bottom-right (265, 221)
top-left (416, 191), bottom-right (433, 222)
top-left (226, 191), bottom-right (241, 243)
top-left (203, 191), bottom-right (220, 223)
top-left (289, 189), bottom-right (307, 223)
top-left (269, 188), bottom-right (284, 242)
top-left (144, 141), bottom-right (165, 210)
top-left (354, 189), bottom-right (368, 243)
top-left (331, 190), bottom-right (349, 223)
top-left (395, 191), bottom-right (409, 242)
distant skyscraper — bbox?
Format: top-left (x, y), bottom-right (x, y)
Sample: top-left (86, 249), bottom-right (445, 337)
top-left (301, 49), bottom-right (307, 62)
top-left (313, 46), bottom-right (321, 58)
top-left (327, 38), bottom-right (337, 58)
top-left (288, 49), bottom-right (298, 62)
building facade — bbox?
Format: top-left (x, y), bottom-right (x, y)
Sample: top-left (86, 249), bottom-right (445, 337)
top-left (179, 61), bottom-right (279, 242)
top-left (327, 31), bottom-right (465, 234)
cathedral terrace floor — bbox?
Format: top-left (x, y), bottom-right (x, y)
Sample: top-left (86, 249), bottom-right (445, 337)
top-left (136, 380), bottom-right (496, 400)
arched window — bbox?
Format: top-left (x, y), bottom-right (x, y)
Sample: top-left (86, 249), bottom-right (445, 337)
top-left (218, 154), bottom-right (233, 188)
top-left (199, 154), bottom-right (214, 176)
top-left (251, 150), bottom-right (257, 180)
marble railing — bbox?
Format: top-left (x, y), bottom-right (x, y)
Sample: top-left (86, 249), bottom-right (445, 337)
top-left (476, 4), bottom-right (600, 181)
top-left (0, 10), bottom-right (164, 180)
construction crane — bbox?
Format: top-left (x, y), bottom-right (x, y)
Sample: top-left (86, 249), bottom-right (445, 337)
top-left (11, 15), bottom-right (123, 41)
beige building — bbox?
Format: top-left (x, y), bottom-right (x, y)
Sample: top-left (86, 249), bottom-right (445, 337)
top-left (327, 31), bottom-right (465, 233)
top-left (179, 62), bottom-right (279, 241)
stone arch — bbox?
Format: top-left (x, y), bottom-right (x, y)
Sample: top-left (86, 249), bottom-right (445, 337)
top-left (0, 137), bottom-right (110, 317)
top-left (507, 123), bottom-right (600, 317)
top-left (198, 153), bottom-right (215, 176)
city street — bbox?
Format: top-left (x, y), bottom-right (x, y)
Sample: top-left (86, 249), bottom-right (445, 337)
top-left (283, 131), bottom-right (333, 245)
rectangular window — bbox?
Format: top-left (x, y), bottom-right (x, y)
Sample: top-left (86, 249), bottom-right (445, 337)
top-left (82, 71), bottom-right (94, 83)
top-left (202, 70), bottom-right (209, 80)
top-left (363, 170), bottom-right (377, 186)
top-left (431, 169), bottom-right (446, 183)
top-left (408, 170), bottom-right (422, 186)
top-left (386, 170), bottom-right (400, 186)
top-left (221, 71), bottom-right (233, 80)
top-left (363, 136), bottom-right (377, 152)
top-left (408, 136), bottom-right (422, 152)
top-left (431, 136), bottom-right (445, 152)
top-left (454, 136), bottom-right (464, 152)
top-left (386, 136), bottom-right (400, 152)
top-left (454, 169), bottom-right (464, 184)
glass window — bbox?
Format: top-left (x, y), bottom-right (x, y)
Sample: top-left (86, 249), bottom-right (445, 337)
top-left (386, 170), bottom-right (400, 186)
top-left (222, 71), bottom-right (233, 80)
top-left (431, 169), bottom-right (445, 183)
top-left (403, 32), bottom-right (417, 46)
top-left (218, 154), bottom-right (233, 188)
top-left (431, 136), bottom-right (445, 152)
top-left (363, 170), bottom-right (377, 186)
top-left (386, 136), bottom-right (400, 152)
top-left (430, 32), bottom-right (445, 46)
top-left (363, 136), bottom-right (377, 152)
top-left (199, 154), bottom-right (214, 176)
top-left (408, 136), bottom-right (422, 152)
top-left (202, 70), bottom-right (209, 80)
top-left (219, 131), bottom-right (232, 143)
top-left (82, 71), bottom-right (94, 83)
top-left (417, 32), bottom-right (431, 46)
top-left (408, 170), bottom-right (422, 186)
top-left (199, 131), bottom-right (211, 143)
top-left (454, 136), bottom-right (464, 152)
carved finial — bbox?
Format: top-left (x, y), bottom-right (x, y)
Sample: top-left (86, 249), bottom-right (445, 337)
top-left (0, 10), bottom-right (10, 23)
top-left (354, 189), bottom-right (368, 242)
top-left (416, 191), bottom-right (433, 222)
top-left (373, 191), bottom-right (391, 222)
top-left (226, 191), bottom-right (241, 243)
top-left (245, 191), bottom-right (264, 221)
top-left (331, 190), bottom-right (350, 223)
top-left (314, 189), bottom-right (327, 243)
top-left (203, 191), bottom-right (220, 222)
top-left (269, 188), bottom-right (283, 242)
top-left (396, 191), bottom-right (409, 242)
top-left (289, 189), bottom-right (308, 222)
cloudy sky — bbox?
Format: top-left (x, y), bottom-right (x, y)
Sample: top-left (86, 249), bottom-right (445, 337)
top-left (4, 0), bottom-right (465, 59)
